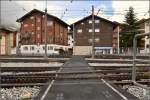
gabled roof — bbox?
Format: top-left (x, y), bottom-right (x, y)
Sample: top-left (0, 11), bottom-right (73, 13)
top-left (70, 15), bottom-right (116, 26)
top-left (137, 18), bottom-right (150, 24)
top-left (16, 9), bottom-right (69, 27)
top-left (0, 26), bottom-right (17, 33)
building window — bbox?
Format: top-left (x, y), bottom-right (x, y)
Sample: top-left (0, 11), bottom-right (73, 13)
top-left (47, 21), bottom-right (53, 26)
top-left (95, 29), bottom-right (100, 32)
top-left (37, 34), bottom-right (40, 39)
top-left (37, 18), bottom-right (40, 22)
top-left (48, 46), bottom-right (53, 50)
top-left (24, 24), bottom-right (28, 27)
top-left (30, 16), bottom-right (34, 19)
top-left (77, 29), bottom-right (82, 33)
top-left (88, 38), bottom-right (92, 43)
top-left (60, 32), bottom-right (63, 37)
top-left (81, 22), bottom-right (84, 25)
top-left (31, 31), bottom-right (34, 35)
top-left (95, 38), bottom-right (100, 42)
top-left (89, 29), bottom-right (93, 33)
top-left (43, 46), bottom-right (45, 50)
top-left (30, 46), bottom-right (34, 50)
top-left (37, 27), bottom-right (40, 30)
top-left (31, 24), bottom-right (34, 26)
top-left (95, 20), bottom-right (100, 23)
top-left (146, 44), bottom-right (149, 48)
top-left (23, 46), bottom-right (28, 51)
top-left (89, 20), bottom-right (92, 24)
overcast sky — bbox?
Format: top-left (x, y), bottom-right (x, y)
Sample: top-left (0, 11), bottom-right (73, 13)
top-left (0, 0), bottom-right (149, 30)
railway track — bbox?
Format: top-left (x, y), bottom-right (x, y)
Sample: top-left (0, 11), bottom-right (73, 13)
top-left (1, 80), bottom-right (149, 88)
top-left (1, 71), bottom-right (149, 83)
top-left (0, 58), bottom-right (67, 63)
top-left (1, 74), bottom-right (149, 88)
top-left (0, 54), bottom-right (149, 59)
top-left (0, 67), bottom-right (60, 72)
top-left (1, 69), bottom-right (149, 75)
top-left (0, 55), bottom-right (149, 88)
top-left (1, 66), bottom-right (149, 85)
top-left (1, 64), bottom-right (149, 72)
top-left (1, 58), bottom-right (150, 64)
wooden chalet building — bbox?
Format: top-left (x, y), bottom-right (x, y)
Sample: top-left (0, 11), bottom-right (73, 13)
top-left (17, 9), bottom-right (69, 55)
top-left (70, 15), bottom-right (118, 55)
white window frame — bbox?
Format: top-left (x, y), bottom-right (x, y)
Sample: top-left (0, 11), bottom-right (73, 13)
top-left (31, 24), bottom-right (34, 26)
top-left (37, 34), bottom-right (40, 39)
top-left (37, 18), bottom-right (40, 22)
top-left (89, 20), bottom-right (92, 24)
top-left (95, 29), bottom-right (100, 32)
top-left (77, 29), bottom-right (82, 33)
top-left (37, 27), bottom-right (40, 31)
top-left (95, 20), bottom-right (100, 23)
top-left (24, 24), bottom-right (28, 27)
top-left (81, 22), bottom-right (84, 25)
top-left (95, 38), bottom-right (100, 42)
top-left (30, 16), bottom-right (34, 19)
top-left (47, 21), bottom-right (53, 26)
top-left (31, 31), bottom-right (34, 35)
top-left (89, 29), bottom-right (93, 33)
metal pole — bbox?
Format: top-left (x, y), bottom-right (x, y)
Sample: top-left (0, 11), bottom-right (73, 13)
top-left (132, 37), bottom-right (137, 81)
top-left (92, 5), bottom-right (95, 58)
top-left (73, 24), bottom-right (75, 55)
top-left (148, 0), bottom-right (150, 99)
top-left (117, 26), bottom-right (120, 54)
top-left (44, 0), bottom-right (47, 58)
top-left (132, 33), bottom-right (149, 81)
top-left (17, 32), bottom-right (21, 56)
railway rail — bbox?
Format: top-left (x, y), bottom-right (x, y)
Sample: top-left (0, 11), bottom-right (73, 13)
top-left (1, 64), bottom-right (149, 72)
top-left (1, 80), bottom-right (150, 87)
top-left (0, 58), bottom-right (67, 63)
top-left (1, 66), bottom-right (149, 87)
top-left (1, 58), bottom-right (150, 64)
top-left (0, 54), bottom-right (149, 59)
top-left (1, 72), bottom-right (149, 84)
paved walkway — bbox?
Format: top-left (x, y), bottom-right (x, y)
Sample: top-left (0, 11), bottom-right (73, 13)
top-left (34, 56), bottom-right (138, 100)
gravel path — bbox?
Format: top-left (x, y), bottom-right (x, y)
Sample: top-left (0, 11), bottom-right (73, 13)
top-left (0, 86), bottom-right (40, 100)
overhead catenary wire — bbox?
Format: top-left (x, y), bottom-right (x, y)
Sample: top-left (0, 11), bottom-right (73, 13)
top-left (1, 1), bottom-right (149, 27)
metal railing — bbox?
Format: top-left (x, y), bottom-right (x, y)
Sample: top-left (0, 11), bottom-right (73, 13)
top-left (132, 33), bottom-right (150, 99)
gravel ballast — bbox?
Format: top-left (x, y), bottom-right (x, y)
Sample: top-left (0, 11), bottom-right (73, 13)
top-left (123, 85), bottom-right (150, 100)
top-left (0, 86), bottom-right (40, 100)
